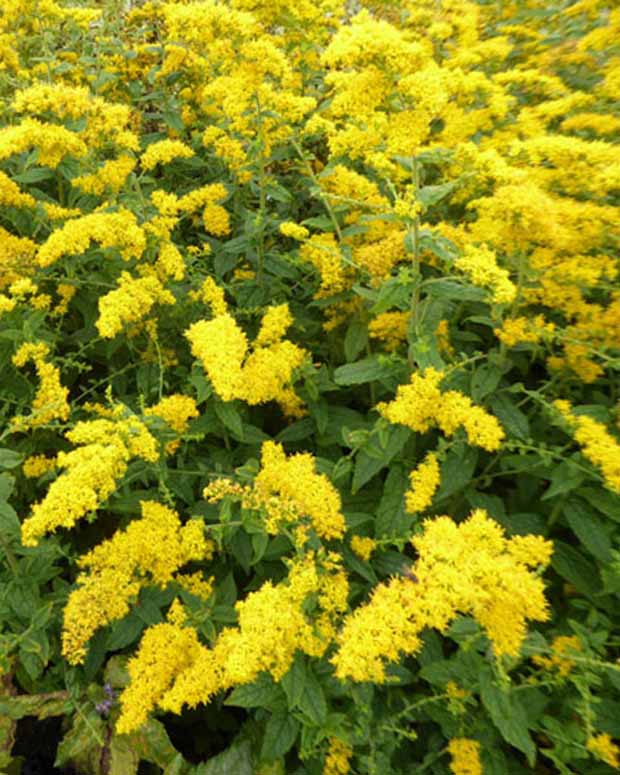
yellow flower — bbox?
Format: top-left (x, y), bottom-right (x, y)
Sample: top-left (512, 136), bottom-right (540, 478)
top-left (37, 209), bottom-right (146, 268)
top-left (280, 221), bottom-right (310, 240)
top-left (96, 272), bottom-right (175, 339)
top-left (377, 369), bottom-right (504, 451)
top-left (555, 401), bottom-right (620, 491)
top-left (455, 244), bottom-right (516, 304)
top-left (532, 635), bottom-right (582, 677)
top-left (140, 139), bottom-right (194, 171)
top-left (350, 535), bottom-right (376, 561)
top-left (22, 454), bottom-right (57, 478)
top-left (62, 501), bottom-right (211, 665)
top-left (72, 155), bottom-right (136, 196)
top-left (20, 413), bottom-right (159, 546)
top-left (254, 441), bottom-right (346, 540)
top-left (185, 314), bottom-right (248, 402)
top-left (587, 733), bottom-right (620, 769)
top-left (405, 452), bottom-right (440, 513)
top-left (11, 342), bottom-right (70, 431)
top-left (332, 510), bottom-right (551, 681)
top-left (448, 738), bottom-right (482, 775)
top-left (324, 737), bottom-right (353, 775)
top-left (368, 311), bottom-right (409, 352)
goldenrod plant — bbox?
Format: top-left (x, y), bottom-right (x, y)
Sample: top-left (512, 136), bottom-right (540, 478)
top-left (0, 0), bottom-right (619, 772)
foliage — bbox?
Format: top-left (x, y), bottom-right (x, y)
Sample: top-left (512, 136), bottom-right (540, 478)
top-left (0, 0), bottom-right (619, 773)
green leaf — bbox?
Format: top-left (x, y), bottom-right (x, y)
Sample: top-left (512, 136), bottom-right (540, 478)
top-left (106, 614), bottom-right (145, 651)
top-left (260, 713), bottom-right (299, 763)
top-left (0, 473), bottom-right (14, 500)
top-left (344, 320), bottom-right (368, 362)
top-left (580, 487), bottom-right (620, 523)
top-left (435, 445), bottom-right (478, 502)
top-left (352, 426), bottom-right (409, 493)
top-left (470, 363), bottom-right (502, 402)
top-left (225, 674), bottom-right (285, 711)
top-left (552, 540), bottom-right (600, 598)
top-left (276, 418), bottom-right (314, 443)
top-left (215, 402), bottom-right (244, 440)
top-left (130, 719), bottom-right (182, 769)
top-left (0, 692), bottom-right (72, 721)
top-left (563, 500), bottom-right (612, 563)
top-left (0, 449), bottom-right (22, 470)
top-left (0, 501), bottom-right (20, 539)
top-left (281, 653), bottom-right (306, 710)
top-left (488, 394), bottom-right (530, 440)
top-left (376, 465), bottom-right (410, 538)
top-left (55, 708), bottom-right (106, 773)
top-left (197, 739), bottom-right (253, 775)
top-left (479, 670), bottom-right (536, 765)
top-left (162, 109), bottom-right (184, 133)
top-left (417, 182), bottom-right (456, 208)
top-left (297, 668), bottom-right (327, 726)
top-left (541, 461), bottom-right (584, 501)
top-left (109, 734), bottom-right (140, 775)
top-left (333, 356), bottom-right (392, 386)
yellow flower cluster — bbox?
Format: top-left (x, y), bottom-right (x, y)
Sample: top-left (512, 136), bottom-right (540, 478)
top-left (22, 454), bottom-right (57, 479)
top-left (205, 441), bottom-right (346, 540)
top-left (117, 552), bottom-right (348, 733)
top-left (324, 737), bottom-right (353, 775)
top-left (378, 369), bottom-right (505, 452)
top-left (332, 510), bottom-right (552, 681)
top-left (62, 501), bottom-right (211, 665)
top-left (447, 738), bottom-right (482, 775)
top-left (96, 272), bottom-right (175, 339)
top-left (368, 311), bottom-right (409, 352)
top-left (140, 139), bottom-right (194, 171)
top-left (350, 535), bottom-right (376, 561)
top-left (454, 244), bottom-right (516, 305)
top-left (532, 635), bottom-right (582, 677)
top-left (20, 411), bottom-right (159, 546)
top-left (586, 733), bottom-right (620, 769)
top-left (145, 394), bottom-right (199, 453)
top-left (37, 209), bottom-right (146, 268)
top-left (0, 118), bottom-right (87, 168)
top-left (11, 342), bottom-right (70, 431)
top-left (555, 400), bottom-right (620, 492)
top-left (279, 221), bottom-right (310, 240)
top-left (185, 302), bottom-right (307, 416)
top-left (405, 452), bottom-right (440, 513)
top-left (72, 155), bottom-right (136, 196)
top-left (495, 315), bottom-right (555, 348)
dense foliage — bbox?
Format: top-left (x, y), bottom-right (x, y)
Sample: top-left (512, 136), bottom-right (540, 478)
top-left (0, 0), bottom-right (619, 772)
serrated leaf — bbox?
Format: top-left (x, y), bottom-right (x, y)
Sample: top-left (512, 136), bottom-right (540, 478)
top-left (552, 540), bottom-right (600, 598)
top-left (260, 713), bottom-right (298, 763)
top-left (281, 654), bottom-right (306, 710)
top-left (563, 500), bottom-right (612, 563)
top-left (197, 739), bottom-right (253, 775)
top-left (0, 449), bottom-right (22, 470)
top-left (109, 734), bottom-right (140, 775)
top-left (344, 320), bottom-right (368, 362)
top-left (479, 670), bottom-right (536, 766)
top-left (333, 356), bottom-right (392, 386)
top-left (470, 363), bottom-right (502, 402)
top-left (225, 675), bottom-right (285, 710)
top-left (488, 394), bottom-right (529, 440)
top-left (298, 669), bottom-right (327, 726)
top-left (541, 462), bottom-right (584, 501)
top-left (352, 426), bottom-right (409, 493)
top-left (376, 465), bottom-right (409, 538)
top-left (215, 402), bottom-right (244, 440)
